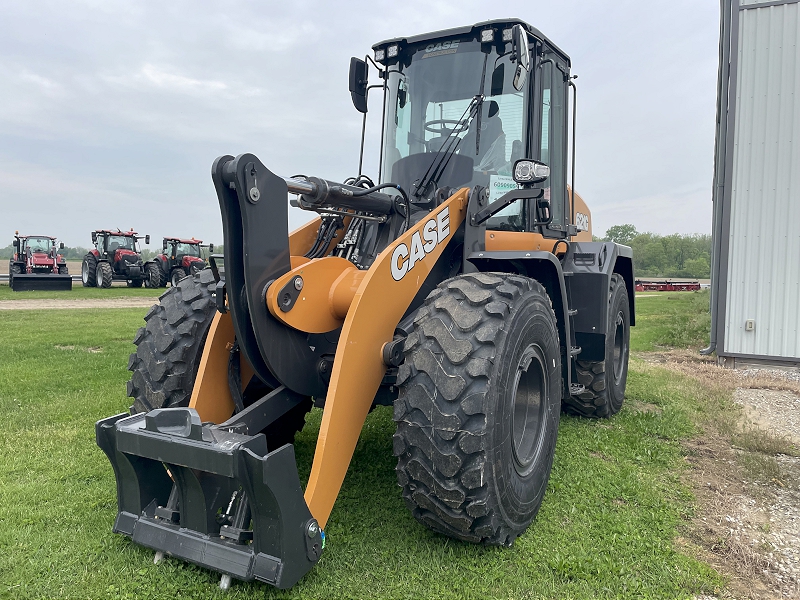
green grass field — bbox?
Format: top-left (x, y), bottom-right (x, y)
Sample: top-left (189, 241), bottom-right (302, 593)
top-left (0, 285), bottom-right (163, 301)
top-left (0, 292), bottom-right (725, 599)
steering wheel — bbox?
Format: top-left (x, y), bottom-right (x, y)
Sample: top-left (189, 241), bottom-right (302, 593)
top-left (424, 118), bottom-right (468, 135)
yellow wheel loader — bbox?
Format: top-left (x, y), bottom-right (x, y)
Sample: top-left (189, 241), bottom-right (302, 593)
top-left (96, 19), bottom-right (634, 590)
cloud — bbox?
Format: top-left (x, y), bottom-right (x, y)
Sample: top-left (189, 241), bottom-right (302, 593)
top-left (139, 64), bottom-right (228, 93)
top-left (0, 0), bottom-right (721, 248)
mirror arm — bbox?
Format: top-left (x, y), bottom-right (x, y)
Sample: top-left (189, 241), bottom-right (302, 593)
top-left (470, 188), bottom-right (543, 226)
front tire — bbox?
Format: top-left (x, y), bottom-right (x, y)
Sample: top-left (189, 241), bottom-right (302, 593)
top-left (171, 268), bottom-right (187, 287)
top-left (127, 270), bottom-right (311, 448)
top-left (82, 254), bottom-right (97, 287)
top-left (394, 272), bottom-right (561, 546)
top-left (58, 265), bottom-right (68, 275)
top-left (564, 273), bottom-right (630, 418)
top-left (96, 262), bottom-right (112, 288)
top-left (128, 269), bottom-right (218, 413)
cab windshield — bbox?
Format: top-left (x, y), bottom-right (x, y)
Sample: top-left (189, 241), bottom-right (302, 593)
top-left (25, 237), bottom-right (53, 253)
top-left (107, 235), bottom-right (137, 252)
top-left (381, 39), bottom-right (528, 230)
top-left (175, 243), bottom-right (200, 257)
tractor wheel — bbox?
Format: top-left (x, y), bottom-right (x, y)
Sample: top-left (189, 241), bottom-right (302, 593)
top-left (394, 272), bottom-right (561, 546)
top-left (190, 263), bottom-right (203, 276)
top-left (171, 268), bottom-right (187, 287)
top-left (127, 269), bottom-right (310, 448)
top-left (58, 265), bottom-right (68, 275)
top-left (127, 278), bottom-right (143, 288)
top-left (81, 254), bottom-right (97, 287)
top-left (145, 262), bottom-right (166, 288)
top-left (564, 274), bottom-right (630, 418)
top-left (96, 262), bottom-right (112, 288)
top-left (10, 264), bottom-right (21, 286)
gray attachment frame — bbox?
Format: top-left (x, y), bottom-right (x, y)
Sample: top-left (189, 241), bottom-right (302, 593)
top-left (96, 407), bottom-right (322, 589)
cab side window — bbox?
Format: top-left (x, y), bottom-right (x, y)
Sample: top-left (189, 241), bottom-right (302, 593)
top-left (537, 57), bottom-right (567, 232)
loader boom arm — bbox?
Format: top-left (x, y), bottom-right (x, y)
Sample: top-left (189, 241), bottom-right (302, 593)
top-left (304, 189), bottom-right (468, 528)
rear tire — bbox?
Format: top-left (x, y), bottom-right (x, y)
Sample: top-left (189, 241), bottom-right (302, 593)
top-left (82, 254), bottom-right (97, 287)
top-left (145, 262), bottom-right (166, 288)
top-left (564, 274), bottom-right (630, 418)
top-left (394, 272), bottom-right (561, 546)
top-left (96, 262), bottom-right (112, 288)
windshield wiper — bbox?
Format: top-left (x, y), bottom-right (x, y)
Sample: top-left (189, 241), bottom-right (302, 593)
top-left (412, 94), bottom-right (483, 201)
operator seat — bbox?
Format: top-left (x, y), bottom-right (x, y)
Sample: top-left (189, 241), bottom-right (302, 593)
top-left (461, 100), bottom-right (503, 166)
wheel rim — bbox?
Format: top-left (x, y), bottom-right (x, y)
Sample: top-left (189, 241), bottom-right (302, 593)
top-left (511, 344), bottom-right (547, 475)
top-left (82, 261), bottom-right (89, 284)
top-left (96, 264), bottom-right (104, 286)
top-left (612, 310), bottom-right (627, 384)
top-left (172, 271), bottom-right (182, 286)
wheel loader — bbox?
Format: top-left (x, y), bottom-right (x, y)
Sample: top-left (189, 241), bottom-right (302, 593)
top-left (8, 232), bottom-right (72, 291)
top-left (96, 19), bottom-right (634, 590)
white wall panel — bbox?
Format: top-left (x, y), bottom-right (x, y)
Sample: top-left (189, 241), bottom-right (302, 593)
top-left (725, 1), bottom-right (800, 359)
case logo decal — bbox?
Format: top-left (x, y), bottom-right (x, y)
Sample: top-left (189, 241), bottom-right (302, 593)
top-left (391, 207), bottom-right (450, 281)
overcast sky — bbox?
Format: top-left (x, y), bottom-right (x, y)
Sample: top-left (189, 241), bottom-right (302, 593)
top-left (0, 0), bottom-right (720, 247)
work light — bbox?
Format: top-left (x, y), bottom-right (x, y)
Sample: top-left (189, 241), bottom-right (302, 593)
top-left (481, 29), bottom-right (494, 43)
top-left (374, 48), bottom-right (385, 62)
top-left (387, 44), bottom-right (399, 58)
top-left (513, 159), bottom-right (550, 184)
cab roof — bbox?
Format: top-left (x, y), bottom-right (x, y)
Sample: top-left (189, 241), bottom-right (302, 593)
top-left (16, 234), bottom-right (57, 240)
top-left (164, 237), bottom-right (202, 245)
top-left (95, 229), bottom-right (138, 237)
top-left (372, 18), bottom-right (570, 67)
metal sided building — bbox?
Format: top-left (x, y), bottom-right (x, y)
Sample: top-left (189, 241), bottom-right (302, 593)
top-left (708, 0), bottom-right (800, 368)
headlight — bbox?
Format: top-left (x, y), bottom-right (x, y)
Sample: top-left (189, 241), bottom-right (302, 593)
top-left (513, 159), bottom-right (550, 184)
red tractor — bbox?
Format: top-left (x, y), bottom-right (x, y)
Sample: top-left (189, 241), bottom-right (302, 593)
top-left (82, 229), bottom-right (150, 288)
top-left (144, 237), bottom-right (212, 288)
top-left (8, 232), bottom-right (72, 291)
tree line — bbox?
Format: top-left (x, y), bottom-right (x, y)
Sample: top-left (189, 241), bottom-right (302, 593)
top-left (598, 224), bottom-right (711, 279)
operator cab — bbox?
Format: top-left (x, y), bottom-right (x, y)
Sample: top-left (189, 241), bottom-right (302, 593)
top-left (23, 237), bottom-right (54, 254)
top-left (371, 19), bottom-right (571, 238)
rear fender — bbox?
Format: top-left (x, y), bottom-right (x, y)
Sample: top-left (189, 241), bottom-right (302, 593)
top-left (560, 242), bottom-right (634, 362)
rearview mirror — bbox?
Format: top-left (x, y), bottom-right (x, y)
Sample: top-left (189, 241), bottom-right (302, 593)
top-left (145, 235), bottom-right (150, 245)
top-left (349, 57), bottom-right (368, 114)
top-left (163, 240), bottom-right (168, 252)
top-left (209, 243), bottom-right (214, 253)
top-left (59, 242), bottom-right (65, 249)
top-left (91, 232), bottom-right (97, 243)
top-left (511, 24), bottom-right (530, 91)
